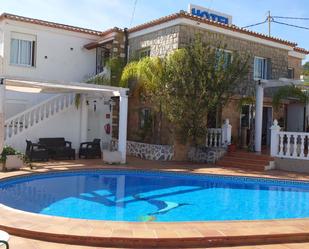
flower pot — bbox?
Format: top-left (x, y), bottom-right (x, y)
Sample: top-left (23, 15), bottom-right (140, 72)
top-left (228, 144), bottom-right (237, 153)
top-left (5, 155), bottom-right (24, 170)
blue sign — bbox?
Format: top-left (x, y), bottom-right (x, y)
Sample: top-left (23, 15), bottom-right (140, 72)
top-left (189, 4), bottom-right (232, 25)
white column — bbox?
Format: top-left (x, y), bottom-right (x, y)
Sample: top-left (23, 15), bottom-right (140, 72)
top-left (0, 79), bottom-right (4, 154)
top-left (118, 90), bottom-right (128, 164)
top-left (222, 119), bottom-right (232, 147)
top-left (80, 94), bottom-right (88, 143)
top-left (270, 119), bottom-right (281, 157)
top-left (255, 82), bottom-right (264, 152)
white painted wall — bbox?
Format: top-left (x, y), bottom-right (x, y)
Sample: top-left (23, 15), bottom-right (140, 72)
top-left (6, 103), bottom-right (82, 153)
top-left (0, 19), bottom-right (99, 118)
top-left (1, 19), bottom-right (97, 82)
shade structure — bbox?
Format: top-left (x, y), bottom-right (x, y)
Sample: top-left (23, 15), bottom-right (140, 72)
top-left (4, 78), bottom-right (128, 97)
top-left (1, 78), bottom-right (129, 163)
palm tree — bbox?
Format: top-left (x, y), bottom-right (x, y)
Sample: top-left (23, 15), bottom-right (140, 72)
top-left (120, 57), bottom-right (167, 144)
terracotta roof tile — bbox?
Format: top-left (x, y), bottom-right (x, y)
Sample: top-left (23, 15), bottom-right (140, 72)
top-left (128, 11), bottom-right (298, 47)
top-left (0, 12), bottom-right (103, 36)
top-left (294, 47), bottom-right (309, 55)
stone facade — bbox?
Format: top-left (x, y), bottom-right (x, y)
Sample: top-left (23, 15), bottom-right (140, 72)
top-left (112, 139), bottom-right (174, 161)
top-left (288, 55), bottom-right (303, 79)
top-left (178, 25), bottom-right (289, 92)
top-left (129, 26), bottom-right (180, 59)
top-left (126, 23), bottom-right (303, 152)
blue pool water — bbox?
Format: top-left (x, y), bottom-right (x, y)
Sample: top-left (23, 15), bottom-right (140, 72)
top-left (0, 170), bottom-right (309, 222)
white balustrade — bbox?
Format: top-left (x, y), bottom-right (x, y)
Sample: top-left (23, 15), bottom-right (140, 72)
top-left (4, 93), bottom-right (74, 141)
top-left (206, 119), bottom-right (232, 148)
top-left (206, 128), bottom-right (223, 148)
top-left (270, 119), bottom-right (309, 160)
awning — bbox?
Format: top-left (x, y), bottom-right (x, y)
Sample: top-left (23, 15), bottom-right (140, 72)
top-left (4, 78), bottom-right (129, 97)
top-left (260, 78), bottom-right (306, 88)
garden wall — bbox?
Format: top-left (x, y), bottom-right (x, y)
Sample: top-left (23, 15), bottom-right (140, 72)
top-left (112, 140), bottom-right (174, 161)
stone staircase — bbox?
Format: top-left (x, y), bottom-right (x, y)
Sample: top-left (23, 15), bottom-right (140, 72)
top-left (216, 150), bottom-right (274, 171)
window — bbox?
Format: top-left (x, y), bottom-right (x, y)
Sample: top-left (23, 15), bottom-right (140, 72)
top-left (216, 49), bottom-right (232, 68)
top-left (288, 68), bottom-right (295, 79)
top-left (139, 48), bottom-right (151, 59)
top-left (10, 38), bottom-right (35, 66)
top-left (254, 57), bottom-right (268, 80)
top-left (140, 108), bottom-right (151, 128)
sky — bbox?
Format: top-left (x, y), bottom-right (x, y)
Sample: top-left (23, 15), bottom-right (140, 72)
top-left (1, 0), bottom-right (308, 61)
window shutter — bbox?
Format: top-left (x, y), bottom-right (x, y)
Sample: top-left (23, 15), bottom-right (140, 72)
top-left (267, 58), bottom-right (272, 80)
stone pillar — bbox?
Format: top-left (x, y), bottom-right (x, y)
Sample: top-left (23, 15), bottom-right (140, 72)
top-left (0, 79), bottom-right (5, 154)
top-left (270, 119), bottom-right (281, 157)
top-left (222, 119), bottom-right (232, 147)
top-left (118, 90), bottom-right (128, 164)
top-left (80, 94), bottom-right (88, 144)
top-left (255, 82), bottom-right (264, 152)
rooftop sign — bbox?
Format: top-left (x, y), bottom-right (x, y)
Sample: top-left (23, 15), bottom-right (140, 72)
top-left (188, 4), bottom-right (232, 25)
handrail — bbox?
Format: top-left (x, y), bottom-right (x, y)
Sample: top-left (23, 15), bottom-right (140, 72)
top-left (5, 94), bottom-right (63, 124)
top-left (4, 93), bottom-right (74, 141)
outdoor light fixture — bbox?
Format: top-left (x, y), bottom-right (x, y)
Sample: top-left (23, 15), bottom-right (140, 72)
top-left (93, 100), bottom-right (97, 112)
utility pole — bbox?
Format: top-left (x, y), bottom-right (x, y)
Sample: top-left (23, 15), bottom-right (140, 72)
top-left (268, 10), bottom-right (271, 36)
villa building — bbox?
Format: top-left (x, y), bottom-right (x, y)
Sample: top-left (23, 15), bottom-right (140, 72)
top-left (0, 7), bottom-right (308, 160)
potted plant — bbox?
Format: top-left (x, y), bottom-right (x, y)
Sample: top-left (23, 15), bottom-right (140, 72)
top-left (227, 136), bottom-right (237, 153)
top-left (0, 146), bottom-right (27, 171)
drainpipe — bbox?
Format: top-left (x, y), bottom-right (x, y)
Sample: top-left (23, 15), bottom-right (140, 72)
top-left (0, 78), bottom-right (5, 154)
top-left (124, 28), bottom-right (129, 64)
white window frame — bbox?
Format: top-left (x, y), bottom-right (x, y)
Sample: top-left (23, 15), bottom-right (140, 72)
top-left (139, 47), bottom-right (151, 59)
top-left (10, 38), bottom-right (35, 67)
top-left (254, 56), bottom-right (267, 80)
top-left (216, 49), bottom-right (233, 68)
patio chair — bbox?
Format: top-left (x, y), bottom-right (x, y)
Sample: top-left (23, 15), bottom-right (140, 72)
top-left (0, 230), bottom-right (9, 249)
top-left (39, 138), bottom-right (75, 160)
top-left (79, 139), bottom-right (102, 159)
top-left (26, 140), bottom-right (49, 162)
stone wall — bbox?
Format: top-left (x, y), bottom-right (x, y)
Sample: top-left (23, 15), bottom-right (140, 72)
top-left (178, 25), bottom-right (290, 93)
top-left (288, 56), bottom-right (303, 79)
top-left (112, 140), bottom-right (174, 161)
top-left (128, 25), bottom-right (180, 59)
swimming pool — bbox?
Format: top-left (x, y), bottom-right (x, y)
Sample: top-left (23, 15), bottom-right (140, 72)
top-left (0, 170), bottom-right (309, 222)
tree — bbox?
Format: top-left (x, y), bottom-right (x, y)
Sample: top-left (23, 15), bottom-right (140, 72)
top-left (121, 35), bottom-right (250, 146)
top-left (163, 36), bottom-right (249, 145)
top-left (121, 57), bottom-right (168, 144)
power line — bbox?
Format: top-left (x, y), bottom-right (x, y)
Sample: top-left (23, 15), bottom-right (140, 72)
top-left (242, 18), bottom-right (268, 29)
top-left (273, 20), bottom-right (309, 31)
top-left (130, 0), bottom-right (138, 26)
top-left (272, 16), bottom-right (309, 20)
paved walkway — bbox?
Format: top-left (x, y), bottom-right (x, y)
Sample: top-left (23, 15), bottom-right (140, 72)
top-left (8, 235), bottom-right (309, 249)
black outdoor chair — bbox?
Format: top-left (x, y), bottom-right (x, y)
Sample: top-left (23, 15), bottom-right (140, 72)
top-left (79, 139), bottom-right (102, 159)
top-left (26, 140), bottom-right (49, 162)
top-left (39, 138), bottom-right (75, 160)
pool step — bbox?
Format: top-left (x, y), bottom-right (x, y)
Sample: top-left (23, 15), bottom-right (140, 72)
top-left (216, 151), bottom-right (274, 171)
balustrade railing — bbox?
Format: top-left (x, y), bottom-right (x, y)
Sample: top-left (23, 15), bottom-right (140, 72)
top-left (206, 119), bottom-right (232, 148)
top-left (270, 120), bottom-right (309, 160)
top-left (4, 93), bottom-right (74, 141)
top-left (206, 128), bottom-right (223, 147)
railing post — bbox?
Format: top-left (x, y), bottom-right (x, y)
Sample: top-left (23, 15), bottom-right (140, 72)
top-left (222, 119), bottom-right (232, 147)
top-left (270, 119), bottom-right (281, 157)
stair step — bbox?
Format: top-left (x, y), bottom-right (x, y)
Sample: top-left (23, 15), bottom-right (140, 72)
top-left (222, 156), bottom-right (271, 165)
top-left (226, 152), bottom-right (273, 161)
top-left (216, 161), bottom-right (266, 171)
